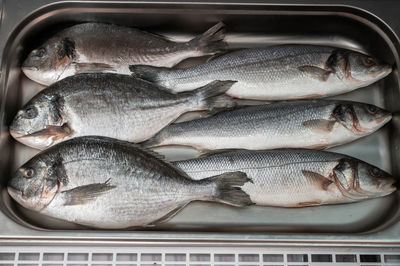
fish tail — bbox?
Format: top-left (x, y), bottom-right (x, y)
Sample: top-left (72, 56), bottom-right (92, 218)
top-left (188, 22), bottom-right (227, 55)
top-left (129, 64), bottom-right (168, 84)
top-left (207, 171), bottom-right (253, 207)
top-left (188, 80), bottom-right (237, 111)
top-left (140, 130), bottom-right (165, 148)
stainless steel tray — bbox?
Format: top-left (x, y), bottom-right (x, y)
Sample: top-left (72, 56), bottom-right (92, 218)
top-left (0, 0), bottom-right (400, 245)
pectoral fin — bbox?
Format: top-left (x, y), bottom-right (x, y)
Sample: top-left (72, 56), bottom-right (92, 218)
top-left (302, 170), bottom-right (333, 191)
top-left (62, 179), bottom-right (116, 206)
top-left (298, 65), bottom-right (332, 81)
top-left (73, 62), bottom-right (115, 73)
top-left (302, 119), bottom-right (336, 133)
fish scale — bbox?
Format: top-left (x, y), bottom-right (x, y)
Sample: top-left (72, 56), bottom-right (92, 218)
top-left (7, 137), bottom-right (253, 229)
top-left (174, 149), bottom-right (396, 207)
top-left (130, 44), bottom-right (392, 100)
top-left (10, 73), bottom-right (236, 150)
top-left (22, 22), bottom-right (226, 85)
top-left (143, 100), bottom-right (391, 151)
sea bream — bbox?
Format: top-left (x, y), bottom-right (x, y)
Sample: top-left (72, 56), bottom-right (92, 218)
top-left (130, 45), bottom-right (392, 100)
top-left (142, 100), bottom-right (392, 152)
top-left (174, 149), bottom-right (396, 207)
top-left (9, 73), bottom-right (236, 150)
top-left (7, 137), bottom-right (253, 229)
top-left (22, 22), bottom-right (226, 85)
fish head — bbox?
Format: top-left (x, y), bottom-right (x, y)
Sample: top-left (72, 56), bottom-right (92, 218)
top-left (22, 37), bottom-right (75, 85)
top-left (8, 155), bottom-right (61, 211)
top-left (9, 93), bottom-right (68, 149)
top-left (327, 50), bottom-right (392, 85)
top-left (356, 161), bottom-right (396, 197)
top-left (332, 158), bottom-right (396, 200)
top-left (332, 103), bottom-right (391, 135)
top-left (346, 52), bottom-right (392, 83)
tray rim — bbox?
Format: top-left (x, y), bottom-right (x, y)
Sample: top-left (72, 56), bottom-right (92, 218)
top-left (1, 0), bottom-right (400, 245)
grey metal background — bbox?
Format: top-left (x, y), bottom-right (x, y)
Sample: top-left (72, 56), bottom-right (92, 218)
top-left (0, 0), bottom-right (400, 253)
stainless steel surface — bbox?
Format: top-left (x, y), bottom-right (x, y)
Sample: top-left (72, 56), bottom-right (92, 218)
top-left (0, 0), bottom-right (400, 245)
top-left (1, 244), bottom-right (400, 265)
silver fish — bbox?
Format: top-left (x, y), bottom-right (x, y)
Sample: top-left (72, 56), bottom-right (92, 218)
top-left (142, 100), bottom-right (392, 151)
top-left (174, 149), bottom-right (396, 207)
top-left (130, 45), bottom-right (392, 100)
top-left (22, 22), bottom-right (226, 85)
top-left (7, 136), bottom-right (253, 229)
top-left (9, 73), bottom-right (236, 150)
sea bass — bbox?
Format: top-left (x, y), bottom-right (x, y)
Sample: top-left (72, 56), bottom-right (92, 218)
top-left (22, 22), bottom-right (226, 85)
top-left (9, 73), bottom-right (236, 150)
top-left (142, 100), bottom-right (391, 151)
top-left (174, 149), bottom-right (396, 207)
top-left (7, 136), bottom-right (253, 229)
top-left (130, 45), bottom-right (392, 100)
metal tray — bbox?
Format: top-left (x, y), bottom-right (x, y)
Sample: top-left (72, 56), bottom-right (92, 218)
top-left (1, 0), bottom-right (400, 245)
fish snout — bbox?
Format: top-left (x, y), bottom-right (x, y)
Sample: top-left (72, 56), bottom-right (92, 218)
top-left (9, 128), bottom-right (28, 139)
top-left (21, 64), bottom-right (39, 71)
top-left (376, 109), bottom-right (392, 125)
top-left (377, 175), bottom-right (397, 193)
top-left (371, 64), bottom-right (392, 79)
top-left (7, 186), bottom-right (23, 198)
top-left (7, 172), bottom-right (26, 199)
top-left (7, 186), bottom-right (24, 204)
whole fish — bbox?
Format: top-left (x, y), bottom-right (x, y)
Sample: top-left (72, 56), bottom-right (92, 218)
top-left (142, 100), bottom-right (392, 151)
top-left (7, 136), bottom-right (253, 229)
top-left (9, 73), bottom-right (236, 150)
top-left (173, 149), bottom-right (396, 207)
top-left (130, 45), bottom-right (392, 100)
top-left (22, 22), bottom-right (226, 85)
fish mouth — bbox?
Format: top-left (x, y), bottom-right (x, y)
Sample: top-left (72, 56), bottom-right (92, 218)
top-left (376, 111), bottom-right (392, 125)
top-left (377, 176), bottom-right (397, 194)
top-left (384, 178), bottom-right (396, 192)
top-left (22, 65), bottom-right (39, 71)
top-left (370, 64), bottom-right (392, 79)
top-left (9, 129), bottom-right (28, 139)
top-left (7, 186), bottom-right (23, 200)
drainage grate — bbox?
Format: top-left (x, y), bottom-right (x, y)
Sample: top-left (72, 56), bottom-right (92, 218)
top-left (0, 246), bottom-right (400, 266)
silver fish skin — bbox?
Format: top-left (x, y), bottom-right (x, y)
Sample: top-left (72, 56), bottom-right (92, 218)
top-left (130, 45), bottom-right (392, 100)
top-left (174, 149), bottom-right (396, 207)
top-left (9, 73), bottom-right (236, 150)
top-left (142, 100), bottom-right (392, 151)
top-left (7, 136), bottom-right (252, 229)
top-left (22, 22), bottom-right (226, 86)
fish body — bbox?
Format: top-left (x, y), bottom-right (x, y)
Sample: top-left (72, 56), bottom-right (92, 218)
top-left (130, 45), bottom-right (392, 100)
top-left (174, 149), bottom-right (396, 207)
top-left (7, 137), bottom-right (252, 229)
top-left (22, 22), bottom-right (226, 85)
top-left (143, 100), bottom-right (392, 151)
top-left (9, 73), bottom-right (235, 150)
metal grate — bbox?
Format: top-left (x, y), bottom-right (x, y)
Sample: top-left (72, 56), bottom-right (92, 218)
top-left (0, 246), bottom-right (400, 266)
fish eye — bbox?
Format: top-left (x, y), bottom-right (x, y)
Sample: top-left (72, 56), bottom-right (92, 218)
top-left (370, 167), bottom-right (381, 177)
top-left (363, 57), bottom-right (376, 67)
top-left (23, 168), bottom-right (35, 179)
top-left (35, 48), bottom-right (46, 58)
top-left (367, 105), bottom-right (378, 114)
top-left (23, 106), bottom-right (38, 119)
